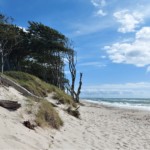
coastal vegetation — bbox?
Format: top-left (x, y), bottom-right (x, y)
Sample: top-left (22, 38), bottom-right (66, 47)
top-left (0, 13), bottom-right (82, 103)
top-left (24, 97), bottom-right (63, 129)
top-left (4, 71), bottom-right (76, 107)
top-left (0, 13), bottom-right (82, 130)
top-left (36, 99), bottom-right (63, 129)
top-left (3, 71), bottom-right (78, 129)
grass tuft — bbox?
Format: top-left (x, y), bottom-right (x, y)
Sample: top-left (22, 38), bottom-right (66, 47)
top-left (35, 100), bottom-right (63, 129)
top-left (53, 89), bottom-right (77, 107)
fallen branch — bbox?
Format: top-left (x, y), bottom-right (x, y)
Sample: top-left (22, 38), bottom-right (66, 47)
top-left (66, 106), bottom-right (80, 118)
top-left (23, 120), bottom-right (35, 130)
top-left (0, 100), bottom-right (21, 110)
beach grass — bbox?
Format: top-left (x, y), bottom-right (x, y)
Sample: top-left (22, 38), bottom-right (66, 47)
top-left (35, 99), bottom-right (63, 129)
top-left (4, 71), bottom-right (76, 106)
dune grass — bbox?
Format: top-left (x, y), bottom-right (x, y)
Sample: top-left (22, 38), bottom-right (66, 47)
top-left (4, 71), bottom-right (76, 107)
top-left (4, 71), bottom-right (55, 97)
top-left (3, 71), bottom-right (78, 129)
top-left (35, 100), bottom-right (63, 129)
top-left (24, 97), bottom-right (63, 129)
top-left (53, 89), bottom-right (77, 107)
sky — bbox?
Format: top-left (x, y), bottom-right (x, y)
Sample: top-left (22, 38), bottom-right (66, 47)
top-left (1, 0), bottom-right (150, 98)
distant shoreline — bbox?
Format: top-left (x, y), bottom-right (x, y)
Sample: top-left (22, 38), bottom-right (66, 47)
top-left (80, 98), bottom-right (150, 112)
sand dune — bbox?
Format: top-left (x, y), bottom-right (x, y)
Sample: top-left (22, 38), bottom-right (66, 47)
top-left (0, 86), bottom-right (54, 150)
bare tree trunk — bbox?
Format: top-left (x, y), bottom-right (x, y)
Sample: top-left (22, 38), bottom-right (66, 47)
top-left (68, 50), bottom-right (76, 101)
top-left (75, 73), bottom-right (83, 103)
top-left (66, 50), bottom-right (83, 103)
top-left (1, 49), bottom-right (4, 74)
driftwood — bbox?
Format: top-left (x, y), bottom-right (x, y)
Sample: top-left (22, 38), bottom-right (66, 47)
top-left (0, 100), bottom-right (21, 110)
top-left (23, 121), bottom-right (35, 130)
top-left (66, 106), bottom-right (80, 118)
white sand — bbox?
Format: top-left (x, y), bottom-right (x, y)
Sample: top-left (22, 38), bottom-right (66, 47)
top-left (50, 102), bottom-right (150, 150)
top-left (0, 86), bottom-right (53, 150)
top-left (1, 86), bottom-right (150, 150)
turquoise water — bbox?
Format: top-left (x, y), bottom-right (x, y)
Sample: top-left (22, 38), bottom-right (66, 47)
top-left (82, 98), bottom-right (150, 111)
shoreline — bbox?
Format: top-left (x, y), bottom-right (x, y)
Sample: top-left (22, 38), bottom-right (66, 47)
top-left (50, 100), bottom-right (150, 150)
top-left (81, 98), bottom-right (150, 112)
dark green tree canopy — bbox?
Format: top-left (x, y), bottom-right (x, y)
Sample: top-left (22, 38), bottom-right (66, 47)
top-left (0, 14), bottom-right (83, 101)
top-left (0, 18), bottom-right (72, 89)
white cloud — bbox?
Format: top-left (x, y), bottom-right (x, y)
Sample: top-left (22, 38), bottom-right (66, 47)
top-left (91, 0), bottom-right (106, 7)
top-left (81, 82), bottom-right (150, 98)
top-left (96, 9), bottom-right (107, 16)
top-left (91, 0), bottom-right (107, 16)
top-left (18, 26), bottom-right (28, 32)
top-left (105, 27), bottom-right (150, 67)
top-left (136, 27), bottom-right (150, 40)
top-left (79, 61), bottom-right (106, 67)
top-left (114, 9), bottom-right (144, 33)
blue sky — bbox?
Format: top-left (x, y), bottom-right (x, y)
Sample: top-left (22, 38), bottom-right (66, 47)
top-left (1, 0), bottom-right (150, 98)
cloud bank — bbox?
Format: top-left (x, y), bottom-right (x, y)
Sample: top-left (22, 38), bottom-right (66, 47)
top-left (105, 27), bottom-right (150, 67)
top-left (81, 82), bottom-right (150, 98)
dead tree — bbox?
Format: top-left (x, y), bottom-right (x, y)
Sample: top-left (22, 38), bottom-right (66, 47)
top-left (75, 72), bottom-right (83, 103)
top-left (66, 50), bottom-right (83, 103)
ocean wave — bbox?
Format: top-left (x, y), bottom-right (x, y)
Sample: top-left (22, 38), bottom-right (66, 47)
top-left (82, 98), bottom-right (150, 111)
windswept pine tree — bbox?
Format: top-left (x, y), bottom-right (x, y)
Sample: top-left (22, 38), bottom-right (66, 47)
top-left (26, 21), bottom-right (69, 89)
top-left (0, 13), bottom-right (83, 102)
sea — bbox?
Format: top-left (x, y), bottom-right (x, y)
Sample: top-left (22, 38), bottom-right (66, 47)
top-left (82, 98), bottom-right (150, 111)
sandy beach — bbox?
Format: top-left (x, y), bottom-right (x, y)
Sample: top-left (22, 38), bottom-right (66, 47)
top-left (1, 86), bottom-right (150, 150)
top-left (51, 101), bottom-right (150, 150)
top-left (1, 1), bottom-right (150, 149)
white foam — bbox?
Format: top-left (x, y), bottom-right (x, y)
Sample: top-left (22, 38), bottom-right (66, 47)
top-left (82, 99), bottom-right (150, 111)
